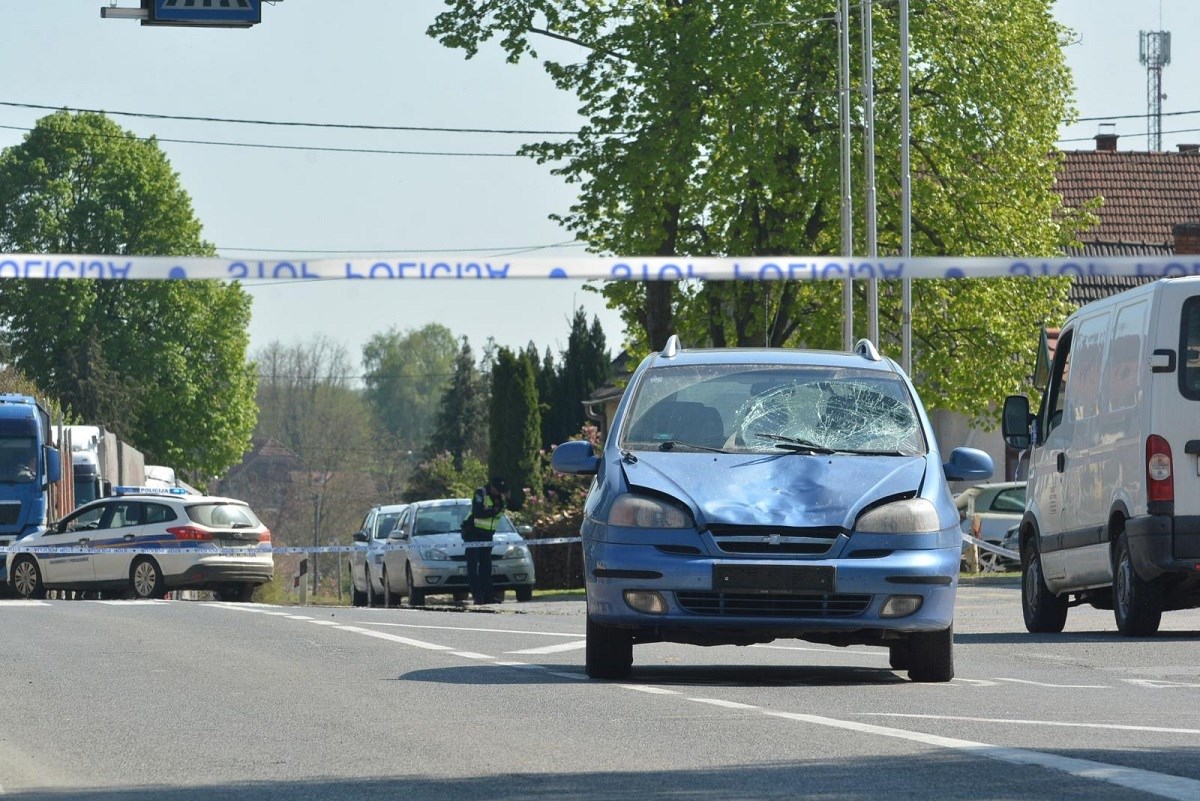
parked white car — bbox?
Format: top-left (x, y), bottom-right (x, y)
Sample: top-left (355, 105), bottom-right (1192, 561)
top-left (349, 503), bottom-right (409, 607)
top-left (1004, 276), bottom-right (1200, 635)
top-left (380, 498), bottom-right (535, 606)
top-left (954, 481), bottom-right (1025, 571)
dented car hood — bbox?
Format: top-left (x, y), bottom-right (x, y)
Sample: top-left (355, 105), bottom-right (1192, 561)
top-left (620, 451), bottom-right (928, 530)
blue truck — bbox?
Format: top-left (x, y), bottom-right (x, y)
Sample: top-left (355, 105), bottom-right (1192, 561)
top-left (0, 395), bottom-right (64, 583)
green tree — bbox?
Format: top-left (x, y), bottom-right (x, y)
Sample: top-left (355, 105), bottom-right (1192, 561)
top-left (362, 323), bottom-right (459, 450)
top-left (429, 1), bottom-right (1080, 423)
top-left (426, 337), bottom-right (489, 470)
top-left (548, 308), bottom-right (611, 446)
top-left (488, 347), bottom-right (542, 510)
top-left (0, 110), bottom-right (256, 475)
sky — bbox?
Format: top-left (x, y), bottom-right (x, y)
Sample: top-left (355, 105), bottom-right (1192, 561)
top-left (2, 1), bottom-right (1198, 377)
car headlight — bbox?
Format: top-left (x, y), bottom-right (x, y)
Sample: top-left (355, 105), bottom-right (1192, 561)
top-left (608, 494), bottom-right (693, 529)
top-left (501, 544), bottom-right (530, 560)
top-left (855, 498), bottom-right (940, 534)
top-left (421, 547), bottom-right (452, 561)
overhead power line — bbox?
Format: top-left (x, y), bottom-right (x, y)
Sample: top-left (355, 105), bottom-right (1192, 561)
top-left (0, 100), bottom-right (581, 136)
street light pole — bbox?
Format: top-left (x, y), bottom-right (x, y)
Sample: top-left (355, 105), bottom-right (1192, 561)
top-left (839, 0), bottom-right (854, 349)
top-left (862, 0), bottom-right (879, 347)
top-left (900, 0), bottom-right (913, 374)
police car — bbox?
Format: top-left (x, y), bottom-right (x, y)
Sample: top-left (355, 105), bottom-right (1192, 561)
top-left (5, 487), bottom-right (273, 601)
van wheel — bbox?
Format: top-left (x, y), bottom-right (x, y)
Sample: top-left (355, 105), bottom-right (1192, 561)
top-left (10, 556), bottom-right (45, 599)
top-left (1114, 534), bottom-right (1163, 636)
top-left (130, 558), bottom-right (167, 600)
top-left (1022, 544), bottom-right (1067, 633)
top-left (906, 626), bottom-right (954, 682)
top-left (585, 615), bottom-right (633, 679)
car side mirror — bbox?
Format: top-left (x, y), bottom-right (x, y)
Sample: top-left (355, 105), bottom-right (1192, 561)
top-left (551, 440), bottom-right (600, 475)
top-left (352, 530), bottom-right (368, 543)
top-left (1001, 395), bottom-right (1032, 450)
top-left (517, 524), bottom-right (533, 536)
top-left (943, 447), bottom-right (994, 482)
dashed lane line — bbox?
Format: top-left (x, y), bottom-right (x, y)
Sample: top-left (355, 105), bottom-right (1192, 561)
top-left (993, 677), bottom-right (1110, 689)
top-left (507, 641), bottom-right (587, 655)
top-left (358, 620), bottom-right (583, 638)
top-left (861, 713), bottom-right (1200, 735)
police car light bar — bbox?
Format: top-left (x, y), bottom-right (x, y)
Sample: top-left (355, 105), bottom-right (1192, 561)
top-left (114, 486), bottom-right (189, 496)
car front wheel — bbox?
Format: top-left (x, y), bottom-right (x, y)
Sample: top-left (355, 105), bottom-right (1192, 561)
top-left (406, 564), bottom-right (425, 607)
top-left (10, 556), bottom-right (45, 599)
top-left (906, 626), bottom-right (954, 682)
top-left (585, 614), bottom-right (633, 680)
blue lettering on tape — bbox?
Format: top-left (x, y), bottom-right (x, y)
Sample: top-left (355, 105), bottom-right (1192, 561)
top-left (228, 261), bottom-right (319, 280)
top-left (343, 261), bottom-right (511, 279)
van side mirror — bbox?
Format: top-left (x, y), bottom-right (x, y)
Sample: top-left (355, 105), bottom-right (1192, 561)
top-left (1002, 395), bottom-right (1032, 450)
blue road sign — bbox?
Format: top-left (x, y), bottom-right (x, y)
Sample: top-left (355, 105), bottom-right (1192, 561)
top-left (150, 0), bottom-right (262, 26)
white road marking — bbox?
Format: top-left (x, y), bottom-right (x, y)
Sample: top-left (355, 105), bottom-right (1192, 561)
top-left (507, 641), bottom-right (587, 655)
top-left (761, 709), bottom-right (1200, 800)
top-left (359, 621), bottom-right (582, 638)
top-left (95, 600), bottom-right (167, 605)
top-left (307, 620), bottom-right (341, 627)
top-left (0, 600), bottom-right (47, 607)
top-left (495, 661), bottom-right (541, 669)
top-left (1124, 679), bottom-right (1200, 689)
top-left (952, 678), bottom-right (1000, 687)
top-left (285, 615), bottom-right (315, 620)
top-left (993, 677), bottom-right (1110, 689)
top-left (335, 625), bottom-right (453, 651)
top-left (861, 713), bottom-right (1200, 735)
top-left (689, 698), bottom-right (760, 711)
top-left (451, 651), bottom-right (495, 660)
top-left (620, 685), bottom-right (679, 696)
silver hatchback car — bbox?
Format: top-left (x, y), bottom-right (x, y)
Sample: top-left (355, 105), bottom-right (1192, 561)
top-left (380, 498), bottom-right (536, 606)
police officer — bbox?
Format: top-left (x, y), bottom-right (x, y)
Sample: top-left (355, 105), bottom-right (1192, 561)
top-left (465, 476), bottom-right (507, 605)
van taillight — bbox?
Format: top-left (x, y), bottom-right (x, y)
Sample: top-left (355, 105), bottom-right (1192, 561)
top-left (1146, 435), bottom-right (1174, 504)
top-left (168, 525), bottom-right (214, 541)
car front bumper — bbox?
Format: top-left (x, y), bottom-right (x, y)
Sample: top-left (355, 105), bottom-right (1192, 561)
top-left (412, 556), bottom-right (537, 591)
top-left (583, 538), bottom-right (958, 645)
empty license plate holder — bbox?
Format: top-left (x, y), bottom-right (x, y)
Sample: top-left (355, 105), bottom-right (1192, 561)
top-left (713, 564), bottom-right (835, 593)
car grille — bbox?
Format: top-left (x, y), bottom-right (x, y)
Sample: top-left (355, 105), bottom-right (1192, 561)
top-left (676, 591), bottom-right (871, 618)
top-left (449, 553), bottom-right (507, 562)
top-left (706, 525), bottom-right (843, 557)
top-left (0, 503), bottom-right (20, 525)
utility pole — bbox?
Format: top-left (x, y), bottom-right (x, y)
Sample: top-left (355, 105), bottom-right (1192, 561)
top-left (838, 0), bottom-right (854, 349)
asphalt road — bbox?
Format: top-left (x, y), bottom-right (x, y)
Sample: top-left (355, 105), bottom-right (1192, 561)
top-left (1, 579), bottom-right (1198, 800)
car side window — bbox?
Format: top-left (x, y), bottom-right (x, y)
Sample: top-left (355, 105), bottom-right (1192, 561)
top-left (105, 501), bottom-right (143, 529)
top-left (989, 488), bottom-right (1025, 513)
top-left (144, 503), bottom-right (176, 525)
top-left (63, 506), bottom-right (105, 533)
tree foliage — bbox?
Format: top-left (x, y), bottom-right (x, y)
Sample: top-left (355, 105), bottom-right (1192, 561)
top-left (0, 111), bottom-right (256, 475)
top-left (542, 307), bottom-right (610, 447)
top-left (488, 347), bottom-right (542, 509)
top-left (429, 1), bottom-right (1081, 422)
top-left (426, 337), bottom-right (489, 469)
top-left (362, 323), bottom-right (459, 449)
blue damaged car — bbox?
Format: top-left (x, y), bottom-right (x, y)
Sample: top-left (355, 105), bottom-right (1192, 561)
top-left (551, 337), bottom-right (992, 682)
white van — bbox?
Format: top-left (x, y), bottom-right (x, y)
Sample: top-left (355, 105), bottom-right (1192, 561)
top-left (1002, 276), bottom-right (1200, 636)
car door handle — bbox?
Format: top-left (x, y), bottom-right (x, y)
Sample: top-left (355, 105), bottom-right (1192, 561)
top-left (77, 538), bottom-right (90, 545)
top-left (1056, 452), bottom-right (1067, 472)
top-left (123, 534), bottom-right (136, 542)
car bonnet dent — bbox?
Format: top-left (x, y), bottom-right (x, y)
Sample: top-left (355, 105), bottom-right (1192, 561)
top-left (619, 452), bottom-right (928, 529)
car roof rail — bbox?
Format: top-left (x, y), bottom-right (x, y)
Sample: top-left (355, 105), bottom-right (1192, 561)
top-left (661, 335), bottom-right (682, 358)
top-left (853, 339), bottom-right (882, 361)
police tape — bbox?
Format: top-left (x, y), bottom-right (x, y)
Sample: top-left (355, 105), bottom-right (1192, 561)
top-left (2, 253), bottom-right (1200, 281)
top-left (960, 532), bottom-right (1020, 562)
top-left (0, 537), bottom-right (583, 557)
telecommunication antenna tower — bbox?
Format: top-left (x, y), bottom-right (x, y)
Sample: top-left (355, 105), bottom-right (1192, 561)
top-left (1139, 30), bottom-right (1171, 151)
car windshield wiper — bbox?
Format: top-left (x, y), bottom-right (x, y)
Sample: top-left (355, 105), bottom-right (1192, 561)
top-left (657, 440), bottom-right (727, 454)
top-left (755, 433), bottom-right (836, 455)
top-left (838, 448), bottom-right (909, 456)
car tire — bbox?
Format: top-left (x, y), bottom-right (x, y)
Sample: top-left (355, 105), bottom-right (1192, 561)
top-left (130, 558), bottom-right (167, 600)
top-left (515, 585), bottom-right (534, 602)
top-left (350, 565), bottom-right (367, 607)
top-left (406, 564), bottom-right (425, 607)
top-left (888, 640), bottom-right (911, 671)
top-left (906, 626), bottom-right (954, 683)
top-left (1021, 542), bottom-right (1067, 633)
top-left (1113, 533), bottom-right (1163, 637)
top-left (367, 568), bottom-right (380, 608)
top-left (585, 614), bottom-right (633, 680)
top-left (380, 568), bottom-right (392, 608)
top-left (10, 556), bottom-right (45, 599)
top-left (453, 591), bottom-right (469, 603)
